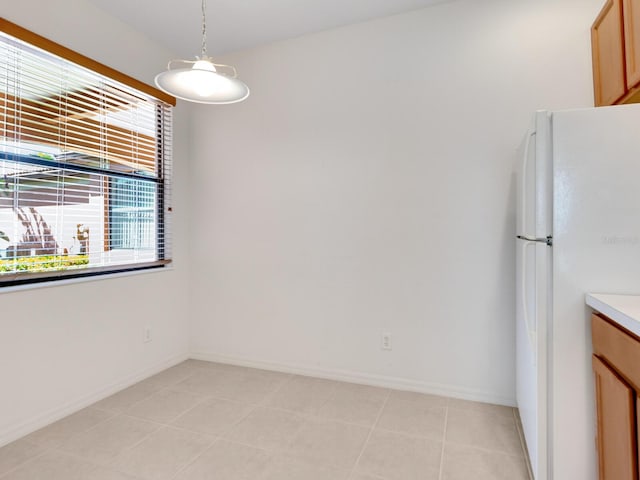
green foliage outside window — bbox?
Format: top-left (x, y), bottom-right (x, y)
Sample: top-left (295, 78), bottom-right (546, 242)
top-left (0, 255), bottom-right (89, 273)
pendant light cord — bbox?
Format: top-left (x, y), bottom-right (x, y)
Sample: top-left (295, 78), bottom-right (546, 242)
top-left (201, 0), bottom-right (207, 57)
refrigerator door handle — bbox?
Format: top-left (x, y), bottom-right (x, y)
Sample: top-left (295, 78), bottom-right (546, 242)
top-left (520, 129), bottom-right (536, 236)
top-left (520, 240), bottom-right (537, 350)
top-left (517, 235), bottom-right (553, 246)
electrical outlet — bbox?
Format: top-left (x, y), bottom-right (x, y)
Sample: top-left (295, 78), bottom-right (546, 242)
top-left (143, 327), bottom-right (152, 343)
top-left (381, 332), bottom-right (392, 350)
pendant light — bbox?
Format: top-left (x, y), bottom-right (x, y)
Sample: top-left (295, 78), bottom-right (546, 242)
top-left (154, 0), bottom-right (249, 104)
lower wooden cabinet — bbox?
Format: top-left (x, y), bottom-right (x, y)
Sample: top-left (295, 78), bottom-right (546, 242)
top-left (592, 313), bottom-right (640, 480)
top-left (592, 355), bottom-right (637, 480)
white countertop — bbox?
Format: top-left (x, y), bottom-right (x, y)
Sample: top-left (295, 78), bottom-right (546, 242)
top-left (586, 293), bottom-right (640, 337)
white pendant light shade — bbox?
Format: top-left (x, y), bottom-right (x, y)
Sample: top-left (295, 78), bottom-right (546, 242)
top-left (155, 0), bottom-right (249, 105)
top-left (155, 59), bottom-right (249, 104)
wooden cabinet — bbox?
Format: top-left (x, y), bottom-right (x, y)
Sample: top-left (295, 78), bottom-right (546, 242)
top-left (592, 355), bottom-right (636, 480)
top-left (591, 0), bottom-right (640, 105)
top-left (624, 0), bottom-right (640, 88)
top-left (592, 0), bottom-right (626, 106)
top-left (592, 313), bottom-right (640, 479)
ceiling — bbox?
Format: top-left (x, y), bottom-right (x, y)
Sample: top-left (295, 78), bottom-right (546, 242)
top-left (87, 0), bottom-right (449, 58)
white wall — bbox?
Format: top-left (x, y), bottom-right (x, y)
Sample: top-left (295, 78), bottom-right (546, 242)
top-left (188, 0), bottom-right (604, 405)
top-left (0, 0), bottom-right (191, 446)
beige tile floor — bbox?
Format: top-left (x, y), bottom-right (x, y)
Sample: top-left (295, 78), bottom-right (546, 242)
top-left (0, 360), bottom-right (532, 480)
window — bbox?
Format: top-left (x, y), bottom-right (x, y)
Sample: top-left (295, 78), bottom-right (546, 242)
top-left (0, 19), bottom-right (175, 286)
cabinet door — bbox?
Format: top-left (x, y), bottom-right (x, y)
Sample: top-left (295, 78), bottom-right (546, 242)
top-left (638, 394), bottom-right (640, 476)
top-left (592, 0), bottom-right (627, 105)
top-left (593, 355), bottom-right (637, 480)
top-left (623, 0), bottom-right (640, 88)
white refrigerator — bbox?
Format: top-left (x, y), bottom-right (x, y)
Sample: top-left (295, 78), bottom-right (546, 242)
top-left (515, 104), bottom-right (640, 480)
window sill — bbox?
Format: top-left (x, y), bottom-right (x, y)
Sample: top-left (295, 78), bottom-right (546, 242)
top-left (0, 261), bottom-right (173, 294)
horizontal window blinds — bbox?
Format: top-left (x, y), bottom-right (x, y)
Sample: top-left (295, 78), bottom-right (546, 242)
top-left (0, 22), bottom-right (173, 285)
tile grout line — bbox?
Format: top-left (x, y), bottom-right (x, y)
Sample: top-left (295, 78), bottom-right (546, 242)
top-left (36, 446), bottom-right (129, 474)
top-left (25, 407), bottom-right (119, 449)
top-left (166, 399), bottom-right (265, 480)
top-left (0, 363), bottom-right (252, 479)
top-left (102, 376), bottom-right (178, 409)
top-left (104, 418), bottom-right (166, 472)
top-left (38, 431), bottom-right (216, 480)
top-left (43, 390), bottom-right (190, 465)
top-left (8, 408), bottom-right (124, 473)
top-left (254, 371), bottom-right (296, 408)
top-left (144, 365), bottom-right (286, 426)
top-left (166, 393), bottom-right (283, 480)
top-left (348, 388), bottom-right (392, 479)
top-left (167, 436), bottom-right (222, 480)
top-left (167, 370), bottom-right (295, 410)
top-left (166, 400), bottom-right (439, 455)
top-left (16, 365), bottom-right (379, 456)
top-left (166, 399), bottom-right (264, 480)
top-left (312, 379), bottom-right (342, 414)
top-left (0, 447), bottom-right (50, 480)
top-left (9, 370), bottom-right (206, 477)
top-left (116, 388), bottom-right (391, 440)
top-left (437, 406), bottom-right (449, 480)
top-left (440, 438), bottom-right (527, 458)
top-left (82, 377), bottom-right (185, 425)
top-left (190, 384), bottom-right (388, 476)
top-left (148, 390), bottom-right (219, 427)
top-left (30, 404), bottom-right (122, 451)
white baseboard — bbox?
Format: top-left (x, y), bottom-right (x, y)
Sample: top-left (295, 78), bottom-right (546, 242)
top-left (0, 352), bottom-right (189, 448)
top-left (189, 351), bottom-right (516, 407)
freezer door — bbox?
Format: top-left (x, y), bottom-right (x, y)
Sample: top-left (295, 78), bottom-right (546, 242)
top-left (517, 111), bottom-right (552, 240)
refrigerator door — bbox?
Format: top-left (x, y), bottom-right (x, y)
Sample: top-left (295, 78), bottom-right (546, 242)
top-left (550, 104), bottom-right (640, 480)
top-left (515, 235), bottom-right (539, 477)
top-left (516, 111), bottom-right (551, 480)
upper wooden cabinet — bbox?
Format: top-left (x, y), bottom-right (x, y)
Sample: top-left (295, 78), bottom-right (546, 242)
top-left (623, 0), bottom-right (640, 87)
top-left (592, 0), bottom-right (640, 106)
top-left (592, 0), bottom-right (626, 106)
